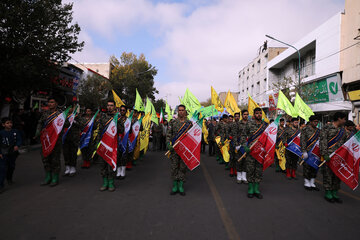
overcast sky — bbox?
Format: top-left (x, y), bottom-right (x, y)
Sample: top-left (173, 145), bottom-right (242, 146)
top-left (67, 0), bottom-right (344, 107)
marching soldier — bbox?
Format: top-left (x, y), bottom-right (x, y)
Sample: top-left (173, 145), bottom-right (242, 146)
top-left (98, 100), bottom-right (120, 192)
top-left (300, 116), bottom-right (320, 191)
top-left (215, 115), bottom-right (229, 165)
top-left (283, 118), bottom-right (300, 180)
top-left (228, 112), bottom-right (240, 177)
top-left (35, 97), bottom-right (63, 187)
top-left (320, 112), bottom-right (347, 203)
top-left (166, 104), bottom-right (192, 196)
top-left (244, 108), bottom-right (268, 199)
top-left (116, 105), bottom-right (127, 180)
top-left (80, 108), bottom-right (95, 169)
top-left (234, 110), bottom-right (249, 183)
top-left (62, 105), bottom-right (81, 177)
top-left (274, 118), bottom-right (285, 172)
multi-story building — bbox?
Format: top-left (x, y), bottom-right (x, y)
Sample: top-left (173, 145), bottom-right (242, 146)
top-left (238, 47), bottom-right (287, 107)
top-left (267, 12), bottom-right (352, 122)
top-left (341, 0), bottom-right (360, 124)
top-left (74, 62), bottom-right (112, 80)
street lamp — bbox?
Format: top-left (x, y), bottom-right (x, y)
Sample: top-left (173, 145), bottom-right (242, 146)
top-left (265, 35), bottom-right (301, 97)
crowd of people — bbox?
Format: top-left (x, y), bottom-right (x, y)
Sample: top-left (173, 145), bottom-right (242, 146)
top-left (202, 109), bottom-right (359, 202)
top-left (1, 96), bottom-right (359, 203)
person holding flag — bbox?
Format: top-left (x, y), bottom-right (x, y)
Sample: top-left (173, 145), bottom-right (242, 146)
top-left (166, 104), bottom-right (192, 196)
top-left (98, 100), bottom-right (121, 192)
top-left (231, 110), bottom-right (249, 184)
top-left (320, 112), bottom-right (348, 203)
top-left (215, 115), bottom-right (229, 165)
top-left (228, 112), bottom-right (241, 177)
top-left (275, 118), bottom-right (285, 172)
top-left (126, 109), bottom-right (143, 170)
top-left (35, 96), bottom-right (68, 187)
top-left (244, 107), bottom-right (268, 199)
top-left (283, 118), bottom-right (300, 180)
top-left (79, 108), bottom-right (97, 169)
top-left (300, 115), bottom-right (320, 191)
top-left (62, 104), bottom-right (81, 177)
top-left (116, 105), bottom-right (128, 179)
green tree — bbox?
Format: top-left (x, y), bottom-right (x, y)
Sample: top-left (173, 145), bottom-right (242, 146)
top-left (153, 99), bottom-right (166, 113)
top-left (78, 74), bottom-right (112, 109)
top-left (109, 52), bottom-right (158, 108)
top-left (200, 98), bottom-right (212, 107)
top-left (272, 76), bottom-right (298, 100)
top-left (0, 0), bottom-right (84, 96)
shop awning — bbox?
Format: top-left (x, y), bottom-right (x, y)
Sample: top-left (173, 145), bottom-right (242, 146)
top-left (308, 101), bottom-right (352, 112)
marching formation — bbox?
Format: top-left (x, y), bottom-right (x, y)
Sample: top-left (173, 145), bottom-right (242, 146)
top-left (1, 87), bottom-right (359, 205)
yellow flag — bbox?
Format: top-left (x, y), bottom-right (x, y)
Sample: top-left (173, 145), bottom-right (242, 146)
top-left (215, 136), bottom-right (230, 162)
top-left (140, 113), bottom-right (152, 152)
top-left (112, 90), bottom-right (125, 108)
top-left (133, 136), bottom-right (141, 160)
top-left (275, 141), bottom-right (287, 170)
top-left (224, 90), bottom-right (241, 116)
top-left (248, 93), bottom-right (269, 123)
top-left (211, 86), bottom-right (224, 112)
top-left (202, 119), bottom-right (208, 144)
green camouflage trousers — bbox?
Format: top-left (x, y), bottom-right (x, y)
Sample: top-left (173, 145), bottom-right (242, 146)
top-left (303, 162), bottom-right (317, 179)
top-left (322, 165), bottom-right (341, 191)
top-left (229, 146), bottom-right (236, 168)
top-left (285, 150), bottom-right (298, 170)
top-left (100, 159), bottom-right (115, 180)
top-left (42, 139), bottom-right (62, 174)
top-left (236, 152), bottom-right (246, 172)
top-left (170, 153), bottom-right (187, 181)
top-left (63, 141), bottom-right (78, 167)
top-left (246, 155), bottom-right (263, 183)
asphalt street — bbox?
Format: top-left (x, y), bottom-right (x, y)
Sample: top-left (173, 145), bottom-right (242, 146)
top-left (0, 146), bottom-right (359, 240)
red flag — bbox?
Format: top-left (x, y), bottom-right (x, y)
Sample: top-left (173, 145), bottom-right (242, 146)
top-left (250, 118), bottom-right (280, 170)
top-left (173, 122), bottom-right (202, 171)
top-left (328, 131), bottom-right (360, 190)
top-left (40, 108), bottom-right (70, 157)
top-left (97, 113), bottom-right (119, 171)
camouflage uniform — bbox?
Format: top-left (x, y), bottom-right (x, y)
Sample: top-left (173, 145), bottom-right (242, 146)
top-left (320, 124), bottom-right (348, 191)
top-left (275, 126), bottom-right (285, 170)
top-left (152, 123), bottom-right (162, 151)
top-left (207, 122), bottom-right (216, 156)
top-left (98, 112), bottom-right (118, 180)
top-left (117, 115), bottom-right (127, 167)
top-left (37, 110), bottom-right (63, 174)
top-left (283, 126), bottom-right (299, 170)
top-left (300, 125), bottom-right (319, 179)
top-left (166, 118), bottom-right (192, 181)
top-left (231, 120), bottom-right (248, 173)
top-left (79, 115), bottom-right (96, 163)
top-left (127, 117), bottom-right (143, 163)
top-left (244, 120), bottom-right (265, 183)
top-left (63, 114), bottom-right (81, 167)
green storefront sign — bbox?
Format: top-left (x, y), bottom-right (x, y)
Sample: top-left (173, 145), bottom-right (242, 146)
top-left (301, 74), bottom-right (343, 104)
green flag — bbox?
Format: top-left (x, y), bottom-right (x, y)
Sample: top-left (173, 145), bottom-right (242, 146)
top-left (134, 89), bottom-right (145, 112)
top-left (165, 102), bottom-right (172, 121)
top-left (294, 93), bottom-right (314, 121)
top-left (199, 105), bottom-right (218, 118)
top-left (277, 90), bottom-right (298, 117)
top-left (182, 88), bottom-right (201, 115)
top-left (145, 98), bottom-right (158, 125)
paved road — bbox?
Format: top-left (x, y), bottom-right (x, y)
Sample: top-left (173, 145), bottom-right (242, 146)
top-left (0, 148), bottom-right (359, 240)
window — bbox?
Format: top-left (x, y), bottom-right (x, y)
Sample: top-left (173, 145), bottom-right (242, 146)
top-left (310, 56), bottom-right (315, 75)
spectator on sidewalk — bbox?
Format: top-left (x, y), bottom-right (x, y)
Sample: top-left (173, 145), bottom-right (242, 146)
top-left (0, 117), bottom-right (22, 193)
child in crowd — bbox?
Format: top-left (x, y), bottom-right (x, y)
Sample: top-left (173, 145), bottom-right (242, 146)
top-left (0, 117), bottom-right (22, 193)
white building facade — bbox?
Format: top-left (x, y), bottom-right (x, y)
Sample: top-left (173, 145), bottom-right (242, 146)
top-left (267, 12), bottom-right (352, 122)
top-left (237, 12), bottom-right (354, 122)
top-left (238, 47), bottom-right (287, 107)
